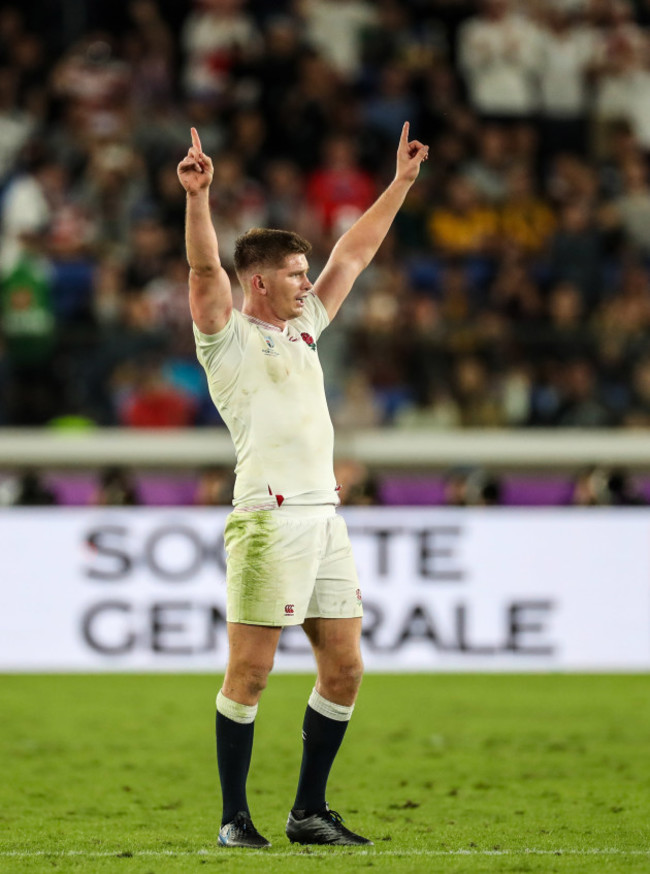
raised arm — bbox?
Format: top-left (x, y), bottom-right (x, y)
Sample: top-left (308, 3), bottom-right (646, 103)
top-left (313, 122), bottom-right (429, 321)
top-left (177, 127), bottom-right (233, 334)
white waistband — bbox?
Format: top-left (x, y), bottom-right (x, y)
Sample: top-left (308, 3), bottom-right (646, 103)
top-left (277, 504), bottom-right (336, 518)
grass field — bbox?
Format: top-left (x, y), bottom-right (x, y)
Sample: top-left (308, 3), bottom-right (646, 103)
top-left (1, 674), bottom-right (649, 874)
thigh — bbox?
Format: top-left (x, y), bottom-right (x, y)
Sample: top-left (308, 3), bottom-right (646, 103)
top-left (303, 616), bottom-right (363, 657)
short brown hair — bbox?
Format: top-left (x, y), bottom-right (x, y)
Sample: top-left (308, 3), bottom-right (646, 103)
top-left (233, 228), bottom-right (312, 276)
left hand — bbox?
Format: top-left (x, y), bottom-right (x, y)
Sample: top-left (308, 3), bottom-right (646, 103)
top-left (395, 121), bottom-right (429, 185)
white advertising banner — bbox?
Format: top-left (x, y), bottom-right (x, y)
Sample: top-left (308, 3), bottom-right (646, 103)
top-left (1, 507), bottom-right (649, 671)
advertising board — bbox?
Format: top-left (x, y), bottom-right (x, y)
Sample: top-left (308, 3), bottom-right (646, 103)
top-left (1, 508), bottom-right (648, 671)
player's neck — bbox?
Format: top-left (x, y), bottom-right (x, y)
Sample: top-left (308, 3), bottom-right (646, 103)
top-left (242, 301), bottom-right (287, 331)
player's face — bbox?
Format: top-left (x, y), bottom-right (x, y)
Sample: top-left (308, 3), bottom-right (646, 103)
top-left (265, 254), bottom-right (313, 320)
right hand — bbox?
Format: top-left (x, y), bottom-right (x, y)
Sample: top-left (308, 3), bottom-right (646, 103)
top-left (177, 127), bottom-right (214, 194)
top-left (395, 121), bottom-right (428, 186)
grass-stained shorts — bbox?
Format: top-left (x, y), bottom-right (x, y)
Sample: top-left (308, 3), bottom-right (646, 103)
top-left (224, 505), bottom-right (363, 626)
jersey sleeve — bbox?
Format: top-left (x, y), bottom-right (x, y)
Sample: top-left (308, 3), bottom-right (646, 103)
top-left (193, 310), bottom-right (249, 407)
top-left (294, 292), bottom-right (330, 341)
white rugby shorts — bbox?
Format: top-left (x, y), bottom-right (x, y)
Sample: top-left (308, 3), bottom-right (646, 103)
top-left (224, 505), bottom-right (363, 626)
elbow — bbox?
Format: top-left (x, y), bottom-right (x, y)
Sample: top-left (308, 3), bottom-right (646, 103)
top-left (331, 244), bottom-right (369, 276)
top-left (346, 254), bottom-right (371, 276)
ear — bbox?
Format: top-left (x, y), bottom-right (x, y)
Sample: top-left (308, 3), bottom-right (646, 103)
top-left (252, 273), bottom-right (266, 293)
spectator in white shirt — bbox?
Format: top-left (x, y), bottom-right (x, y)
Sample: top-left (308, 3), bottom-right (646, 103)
top-left (537, 6), bottom-right (596, 160)
top-left (458, 0), bottom-right (542, 123)
top-left (298, 0), bottom-right (377, 77)
top-left (590, 0), bottom-right (646, 157)
top-left (181, 0), bottom-right (261, 101)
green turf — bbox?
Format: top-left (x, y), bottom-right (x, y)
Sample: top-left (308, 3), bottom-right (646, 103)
top-left (1, 674), bottom-right (649, 874)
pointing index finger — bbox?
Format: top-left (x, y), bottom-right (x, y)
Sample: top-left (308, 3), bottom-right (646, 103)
top-left (191, 127), bottom-right (202, 154)
top-left (400, 121), bottom-right (410, 146)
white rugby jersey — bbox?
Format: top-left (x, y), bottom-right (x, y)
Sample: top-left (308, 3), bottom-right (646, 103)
top-left (194, 293), bottom-right (339, 509)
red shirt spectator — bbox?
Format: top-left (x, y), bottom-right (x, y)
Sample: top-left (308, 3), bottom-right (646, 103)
top-left (306, 135), bottom-right (376, 234)
top-left (120, 367), bottom-right (196, 427)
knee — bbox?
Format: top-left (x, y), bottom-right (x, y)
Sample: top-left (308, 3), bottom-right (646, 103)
top-left (224, 656), bottom-right (274, 703)
top-left (318, 657), bottom-right (364, 705)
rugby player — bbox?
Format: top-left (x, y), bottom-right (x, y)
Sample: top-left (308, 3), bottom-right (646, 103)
top-left (177, 123), bottom-right (428, 848)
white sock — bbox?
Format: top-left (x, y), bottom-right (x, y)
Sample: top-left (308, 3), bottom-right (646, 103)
top-left (308, 687), bottom-right (354, 722)
top-left (217, 690), bottom-right (258, 724)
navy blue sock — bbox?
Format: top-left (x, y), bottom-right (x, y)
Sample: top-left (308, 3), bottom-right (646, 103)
top-left (216, 711), bottom-right (254, 825)
top-left (292, 705), bottom-right (349, 815)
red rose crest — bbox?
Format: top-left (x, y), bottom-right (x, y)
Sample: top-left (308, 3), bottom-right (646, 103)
top-left (301, 332), bottom-right (316, 350)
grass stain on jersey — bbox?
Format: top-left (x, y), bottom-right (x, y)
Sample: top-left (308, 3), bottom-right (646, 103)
top-left (225, 511), bottom-right (275, 618)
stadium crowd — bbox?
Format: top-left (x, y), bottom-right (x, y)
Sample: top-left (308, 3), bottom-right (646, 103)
top-left (3, 0), bottom-right (650, 436)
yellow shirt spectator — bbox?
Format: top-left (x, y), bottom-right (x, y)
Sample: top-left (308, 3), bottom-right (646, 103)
top-left (428, 175), bottom-right (499, 256)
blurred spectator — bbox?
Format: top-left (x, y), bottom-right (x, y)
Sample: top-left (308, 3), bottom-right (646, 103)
top-left (498, 163), bottom-right (556, 255)
top-left (543, 280), bottom-right (592, 360)
top-left (394, 384), bottom-right (461, 430)
top-left (209, 152), bottom-right (267, 267)
top-left (360, 0), bottom-right (443, 78)
top-left (625, 32), bottom-right (650, 151)
top-left (453, 355), bottom-right (504, 427)
top-left (331, 369), bottom-right (384, 429)
top-left (461, 124), bottom-right (511, 204)
top-left (83, 289), bottom-right (167, 424)
top-left (194, 465), bottom-right (234, 505)
top-left (546, 198), bottom-right (603, 306)
top-left (92, 465), bottom-right (140, 505)
top-left (334, 457), bottom-right (379, 505)
top-left (458, 0), bottom-right (541, 123)
top-left (363, 61), bottom-right (419, 146)
top-left (570, 465), bottom-right (646, 505)
top-left (123, 0), bottom-right (177, 111)
top-left (591, 0), bottom-right (646, 156)
top-left (0, 468), bottom-right (57, 505)
top-left (0, 151), bottom-right (55, 271)
top-left (264, 159), bottom-right (312, 232)
top-left (277, 51), bottom-right (341, 170)
top-left (600, 155), bottom-right (650, 256)
top-left (547, 152), bottom-right (599, 206)
top-left (79, 139), bottom-right (148, 251)
top-left (428, 175), bottom-right (498, 258)
top-left (0, 65), bottom-right (37, 186)
top-left (537, 4), bottom-right (595, 161)
top-left (443, 467), bottom-right (472, 506)
top-left (181, 0), bottom-right (262, 102)
top-left (118, 361), bottom-right (197, 428)
top-left (226, 108), bottom-right (270, 180)
top-left (306, 134), bottom-right (376, 238)
top-left (254, 14), bottom-right (304, 133)
top-left (0, 254), bottom-right (58, 424)
top-left (488, 247), bottom-right (543, 326)
top-left (570, 465), bottom-right (605, 505)
top-left (475, 473), bottom-right (502, 505)
top-left (555, 358), bottom-right (611, 427)
top-left (443, 466), bottom-right (502, 506)
top-left (125, 212), bottom-right (172, 290)
top-left (299, 0), bottom-right (377, 77)
top-left (624, 354), bottom-right (650, 424)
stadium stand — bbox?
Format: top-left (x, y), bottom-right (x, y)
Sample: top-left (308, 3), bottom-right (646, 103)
top-left (2, 0), bottom-right (650, 506)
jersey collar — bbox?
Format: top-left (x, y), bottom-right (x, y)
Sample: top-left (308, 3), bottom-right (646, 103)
top-left (244, 314), bottom-right (288, 334)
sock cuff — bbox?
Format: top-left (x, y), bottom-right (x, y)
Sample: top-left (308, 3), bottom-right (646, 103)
top-left (308, 687), bottom-right (354, 722)
top-left (216, 690), bottom-right (258, 724)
